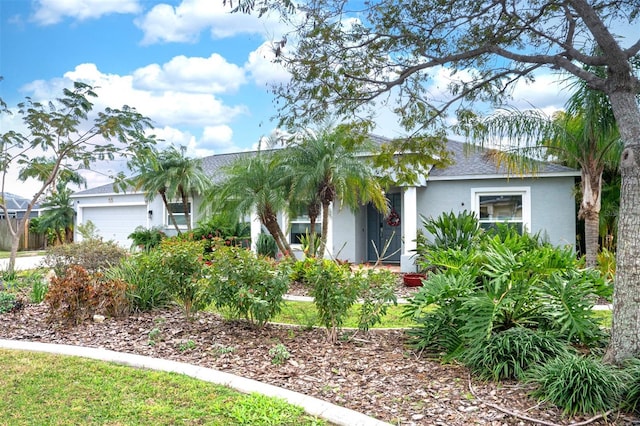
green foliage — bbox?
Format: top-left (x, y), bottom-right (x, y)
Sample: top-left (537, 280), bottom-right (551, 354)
top-left (128, 226), bottom-right (166, 252)
top-left (621, 358), bottom-right (640, 414)
top-left (527, 354), bottom-right (623, 416)
top-left (353, 268), bottom-right (398, 332)
top-left (0, 292), bottom-right (18, 314)
top-left (205, 246), bottom-right (289, 327)
top-left (193, 215), bottom-right (250, 253)
top-left (45, 265), bottom-right (130, 325)
top-left (27, 272), bottom-right (48, 304)
top-left (106, 252), bottom-right (172, 311)
top-left (255, 233), bottom-right (278, 258)
top-left (406, 228), bottom-right (610, 360)
top-left (269, 343), bottom-right (291, 365)
top-left (76, 221), bottom-right (100, 240)
top-left (463, 328), bottom-right (570, 381)
top-left (420, 210), bottom-right (483, 251)
top-left (43, 239), bottom-right (128, 277)
top-left (597, 247), bottom-right (616, 285)
top-left (157, 239), bottom-right (208, 319)
top-left (304, 259), bottom-right (359, 343)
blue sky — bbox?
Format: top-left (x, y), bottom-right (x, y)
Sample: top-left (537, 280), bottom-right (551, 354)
top-left (1, 0), bottom-right (576, 198)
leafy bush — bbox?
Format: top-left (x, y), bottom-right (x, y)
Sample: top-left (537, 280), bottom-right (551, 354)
top-left (255, 233), bottom-right (278, 258)
top-left (205, 246), bottom-right (289, 327)
top-left (353, 268), bottom-right (398, 332)
top-left (193, 215), bottom-right (251, 251)
top-left (128, 226), bottom-right (166, 252)
top-left (106, 252), bottom-right (172, 311)
top-left (45, 265), bottom-right (130, 325)
top-left (0, 292), bottom-right (18, 314)
top-left (157, 239), bottom-right (208, 319)
top-left (418, 210), bottom-right (483, 252)
top-left (527, 354), bottom-right (623, 416)
top-left (405, 229), bottom-right (610, 360)
top-left (43, 239), bottom-right (128, 277)
top-left (304, 259), bottom-right (359, 343)
top-left (463, 328), bottom-right (570, 381)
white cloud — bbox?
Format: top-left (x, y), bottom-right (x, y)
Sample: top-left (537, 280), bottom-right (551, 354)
top-left (31, 0), bottom-right (140, 25)
top-left (245, 42), bottom-right (290, 87)
top-left (508, 72), bottom-right (571, 114)
top-left (135, 0), bottom-right (284, 45)
top-left (133, 54), bottom-right (246, 94)
top-left (62, 63), bottom-right (247, 127)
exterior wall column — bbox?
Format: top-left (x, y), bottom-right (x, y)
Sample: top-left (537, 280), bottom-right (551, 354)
top-left (401, 186), bottom-right (418, 272)
top-left (250, 208), bottom-right (262, 253)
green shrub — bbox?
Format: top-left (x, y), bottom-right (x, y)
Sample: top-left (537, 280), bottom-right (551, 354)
top-left (157, 239), bottom-right (208, 319)
top-left (128, 226), bottom-right (166, 252)
top-left (205, 246), bottom-right (289, 327)
top-left (419, 210), bottom-right (483, 252)
top-left (0, 292), bottom-right (18, 314)
top-left (354, 268), bottom-right (398, 332)
top-left (621, 358), bottom-right (640, 414)
top-left (27, 272), bottom-right (49, 304)
top-left (463, 328), bottom-right (570, 381)
top-left (527, 354), bottom-right (623, 416)
top-left (106, 252), bottom-right (172, 311)
top-left (305, 259), bottom-right (359, 343)
top-left (193, 215), bottom-right (251, 251)
top-left (405, 229), bottom-right (609, 360)
top-left (43, 239), bottom-right (128, 277)
top-left (255, 233), bottom-right (278, 258)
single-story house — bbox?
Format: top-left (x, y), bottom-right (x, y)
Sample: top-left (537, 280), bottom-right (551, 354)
top-left (71, 138), bottom-right (580, 272)
top-left (0, 193), bottom-right (41, 220)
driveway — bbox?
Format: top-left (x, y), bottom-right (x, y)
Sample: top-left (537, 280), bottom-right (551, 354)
top-left (0, 255), bottom-right (46, 271)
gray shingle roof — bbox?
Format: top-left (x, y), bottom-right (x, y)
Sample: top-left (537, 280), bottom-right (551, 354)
top-left (72, 138), bottom-right (578, 196)
top-left (1, 192), bottom-right (40, 211)
top-left (429, 139), bottom-right (579, 179)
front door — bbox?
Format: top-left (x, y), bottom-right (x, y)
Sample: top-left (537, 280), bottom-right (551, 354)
top-left (367, 193), bottom-right (402, 263)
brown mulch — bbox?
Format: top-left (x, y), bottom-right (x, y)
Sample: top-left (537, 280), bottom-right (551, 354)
top-left (0, 279), bottom-right (636, 426)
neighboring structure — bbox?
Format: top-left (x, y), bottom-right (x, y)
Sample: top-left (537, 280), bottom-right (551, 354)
top-left (71, 139), bottom-right (580, 272)
top-left (0, 192), bottom-right (41, 220)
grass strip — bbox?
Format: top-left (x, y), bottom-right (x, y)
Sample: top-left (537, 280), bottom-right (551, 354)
top-left (0, 349), bottom-right (326, 426)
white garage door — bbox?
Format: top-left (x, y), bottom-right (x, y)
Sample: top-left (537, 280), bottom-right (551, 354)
top-left (82, 205), bottom-right (147, 248)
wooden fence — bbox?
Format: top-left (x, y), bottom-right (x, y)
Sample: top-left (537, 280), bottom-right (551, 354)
top-left (0, 218), bottom-right (47, 251)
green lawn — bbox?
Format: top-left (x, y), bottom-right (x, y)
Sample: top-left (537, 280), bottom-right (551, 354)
top-left (0, 251), bottom-right (46, 259)
top-left (0, 349), bottom-right (327, 426)
top-left (210, 299), bottom-right (417, 329)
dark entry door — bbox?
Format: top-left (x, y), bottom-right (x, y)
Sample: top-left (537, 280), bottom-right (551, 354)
top-left (367, 193), bottom-right (402, 263)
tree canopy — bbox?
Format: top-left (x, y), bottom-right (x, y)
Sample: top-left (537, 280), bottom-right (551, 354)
top-left (228, 0), bottom-right (640, 363)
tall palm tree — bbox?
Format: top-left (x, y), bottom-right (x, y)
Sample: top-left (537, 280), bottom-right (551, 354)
top-left (132, 146), bottom-right (210, 233)
top-left (205, 151), bottom-right (294, 257)
top-left (282, 125), bottom-right (388, 257)
top-left (461, 77), bottom-right (621, 267)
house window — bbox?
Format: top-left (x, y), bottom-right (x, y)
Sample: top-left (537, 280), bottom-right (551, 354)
top-left (166, 202), bottom-right (191, 228)
top-left (472, 188), bottom-right (531, 234)
top-left (290, 214), bottom-right (321, 244)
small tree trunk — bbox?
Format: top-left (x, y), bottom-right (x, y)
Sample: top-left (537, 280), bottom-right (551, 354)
top-left (583, 215), bottom-right (600, 268)
top-left (318, 200), bottom-right (331, 258)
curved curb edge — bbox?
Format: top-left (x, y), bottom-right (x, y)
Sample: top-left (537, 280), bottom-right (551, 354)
top-left (0, 339), bottom-right (391, 426)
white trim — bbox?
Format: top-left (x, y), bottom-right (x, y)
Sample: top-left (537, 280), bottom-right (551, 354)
top-left (71, 190), bottom-right (143, 199)
top-left (471, 187), bottom-right (531, 233)
top-left (164, 200), bottom-right (193, 230)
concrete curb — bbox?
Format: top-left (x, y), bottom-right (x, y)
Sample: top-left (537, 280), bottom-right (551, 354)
top-left (0, 339), bottom-right (392, 426)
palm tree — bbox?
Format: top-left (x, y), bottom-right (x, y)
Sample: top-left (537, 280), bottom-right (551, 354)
top-left (36, 181), bottom-right (76, 244)
top-left (205, 151), bottom-right (294, 257)
top-left (282, 125), bottom-right (388, 257)
top-left (461, 77), bottom-right (621, 267)
top-left (132, 146), bottom-right (210, 234)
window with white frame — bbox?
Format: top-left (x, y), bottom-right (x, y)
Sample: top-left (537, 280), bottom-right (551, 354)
top-left (471, 188), bottom-right (530, 234)
top-left (290, 213), bottom-right (321, 244)
top-left (166, 201), bottom-right (191, 228)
